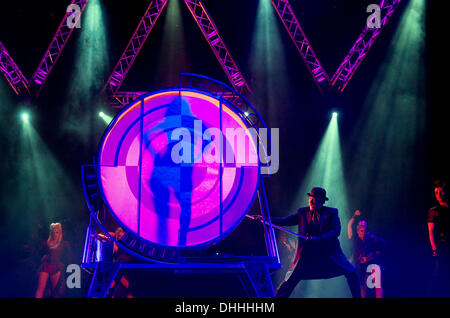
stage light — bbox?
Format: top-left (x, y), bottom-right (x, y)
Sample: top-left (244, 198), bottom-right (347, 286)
top-left (17, 105), bottom-right (79, 222)
top-left (21, 112), bottom-right (30, 122)
top-left (249, 0), bottom-right (289, 123)
top-left (63, 0), bottom-right (109, 142)
top-left (155, 0), bottom-right (187, 86)
top-left (346, 0), bottom-right (426, 229)
top-left (98, 111), bottom-right (113, 125)
top-left (289, 112), bottom-right (351, 298)
top-left (73, 0), bottom-right (109, 93)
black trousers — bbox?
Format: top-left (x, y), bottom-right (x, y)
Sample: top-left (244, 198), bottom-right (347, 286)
top-left (276, 262), bottom-right (361, 298)
top-left (428, 254), bottom-right (450, 297)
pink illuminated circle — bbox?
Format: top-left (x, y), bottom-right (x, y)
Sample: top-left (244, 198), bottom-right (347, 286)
top-left (98, 90), bottom-right (260, 248)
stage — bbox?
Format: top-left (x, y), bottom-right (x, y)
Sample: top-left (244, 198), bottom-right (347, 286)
top-left (0, 0), bottom-right (447, 301)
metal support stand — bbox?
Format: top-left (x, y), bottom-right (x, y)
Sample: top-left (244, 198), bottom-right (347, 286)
top-left (87, 262), bottom-right (121, 298)
top-left (83, 260), bottom-right (279, 298)
top-left (241, 262), bottom-right (276, 298)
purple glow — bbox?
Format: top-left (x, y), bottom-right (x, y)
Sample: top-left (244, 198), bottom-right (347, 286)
top-left (99, 90), bottom-right (259, 248)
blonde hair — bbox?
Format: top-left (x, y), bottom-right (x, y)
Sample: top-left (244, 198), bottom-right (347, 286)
top-left (47, 223), bottom-right (63, 249)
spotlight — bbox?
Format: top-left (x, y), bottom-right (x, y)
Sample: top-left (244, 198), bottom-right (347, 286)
top-left (98, 111), bottom-right (113, 125)
top-left (21, 112), bottom-right (30, 122)
top-left (332, 112), bottom-right (338, 118)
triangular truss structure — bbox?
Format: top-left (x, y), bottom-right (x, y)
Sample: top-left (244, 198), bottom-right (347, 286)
top-left (0, 40), bottom-right (30, 95)
top-left (271, 0), bottom-right (402, 94)
top-left (1, 0), bottom-right (402, 104)
top-left (105, 0), bottom-right (251, 108)
top-left (0, 0), bottom-right (89, 97)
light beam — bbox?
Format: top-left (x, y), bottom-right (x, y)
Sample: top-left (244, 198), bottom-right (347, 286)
top-left (289, 113), bottom-right (351, 298)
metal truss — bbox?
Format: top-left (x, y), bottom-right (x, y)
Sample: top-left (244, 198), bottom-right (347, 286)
top-left (109, 91), bottom-right (148, 108)
top-left (0, 0), bottom-right (89, 97)
top-left (272, 0), bottom-right (402, 94)
top-left (105, 0), bottom-right (251, 107)
top-left (331, 0), bottom-right (402, 92)
top-left (2, 0), bottom-right (401, 101)
top-left (271, 0), bottom-right (330, 94)
top-left (183, 0), bottom-right (251, 96)
top-left (30, 0), bottom-right (90, 95)
top-left (0, 40), bottom-right (30, 95)
top-left (102, 0), bottom-right (168, 96)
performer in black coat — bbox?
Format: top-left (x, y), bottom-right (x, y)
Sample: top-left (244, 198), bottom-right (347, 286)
top-left (269, 187), bottom-right (361, 298)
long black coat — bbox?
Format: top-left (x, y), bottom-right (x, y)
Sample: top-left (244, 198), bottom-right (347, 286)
top-left (273, 206), bottom-right (355, 279)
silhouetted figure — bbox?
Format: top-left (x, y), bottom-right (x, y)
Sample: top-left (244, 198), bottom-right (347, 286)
top-left (427, 180), bottom-right (450, 297)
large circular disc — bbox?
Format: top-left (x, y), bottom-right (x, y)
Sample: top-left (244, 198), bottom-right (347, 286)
top-left (98, 90), bottom-right (260, 249)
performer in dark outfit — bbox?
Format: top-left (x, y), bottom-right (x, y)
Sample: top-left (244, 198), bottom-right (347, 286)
top-left (347, 211), bottom-right (386, 298)
top-left (427, 180), bottom-right (450, 297)
top-left (266, 187), bottom-right (361, 298)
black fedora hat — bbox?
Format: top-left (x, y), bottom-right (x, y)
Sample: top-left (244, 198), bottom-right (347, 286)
top-left (307, 187), bottom-right (329, 201)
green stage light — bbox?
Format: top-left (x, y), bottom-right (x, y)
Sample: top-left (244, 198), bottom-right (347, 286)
top-left (155, 0), bottom-right (187, 86)
top-left (18, 107), bottom-right (79, 222)
top-left (346, 0), bottom-right (427, 229)
top-left (249, 0), bottom-right (289, 123)
top-left (63, 0), bottom-right (109, 143)
top-left (99, 111), bottom-right (113, 124)
top-left (21, 112), bottom-right (30, 122)
top-left (289, 113), bottom-right (351, 298)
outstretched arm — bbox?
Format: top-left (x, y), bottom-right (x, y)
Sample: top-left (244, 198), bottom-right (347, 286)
top-left (347, 210), bottom-right (361, 239)
top-left (271, 213), bottom-right (299, 227)
top-left (347, 218), bottom-right (355, 239)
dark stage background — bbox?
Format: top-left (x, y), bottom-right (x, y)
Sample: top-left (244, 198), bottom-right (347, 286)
top-left (0, 0), bottom-right (447, 297)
